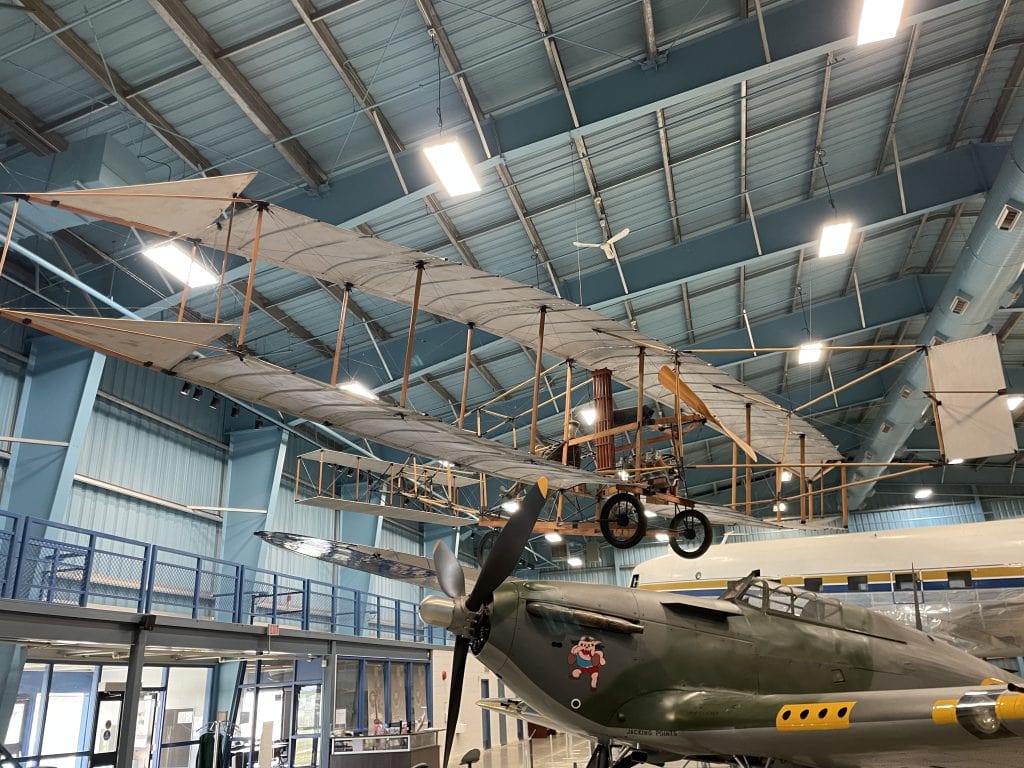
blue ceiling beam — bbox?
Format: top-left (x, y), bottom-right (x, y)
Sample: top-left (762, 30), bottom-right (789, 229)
top-left (274, 0), bottom-right (989, 227)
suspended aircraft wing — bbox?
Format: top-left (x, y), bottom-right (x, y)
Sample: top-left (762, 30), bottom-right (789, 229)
top-left (206, 205), bottom-right (840, 471)
top-left (0, 312), bottom-right (603, 489)
top-left (297, 496), bottom-right (477, 527)
top-left (630, 683), bottom-right (1024, 767)
top-left (257, 532), bottom-right (478, 591)
top-left (13, 178), bottom-right (841, 471)
top-left (645, 500), bottom-right (810, 531)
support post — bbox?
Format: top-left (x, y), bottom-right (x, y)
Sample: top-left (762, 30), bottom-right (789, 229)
top-left (214, 202), bottom-right (236, 324)
top-left (591, 368), bottom-right (614, 471)
top-left (560, 361), bottom-right (573, 466)
top-left (330, 284), bottom-right (352, 386)
top-left (634, 347), bottom-right (646, 478)
top-left (744, 403), bottom-right (752, 515)
top-left (841, 464), bottom-right (849, 529)
top-left (319, 645), bottom-right (338, 768)
top-left (775, 467), bottom-right (782, 522)
top-left (400, 262), bottom-right (426, 408)
top-left (731, 443), bottom-right (738, 509)
top-left (458, 323), bottom-right (475, 430)
top-left (238, 203), bottom-right (267, 346)
top-left (799, 434), bottom-right (807, 524)
top-left (0, 199), bottom-right (20, 280)
top-left (529, 307), bottom-right (548, 454)
top-left (177, 241), bottom-right (197, 323)
top-left (116, 618), bottom-right (151, 768)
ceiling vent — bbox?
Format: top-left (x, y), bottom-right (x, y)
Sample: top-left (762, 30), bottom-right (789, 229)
top-left (881, 421), bottom-right (894, 434)
top-left (997, 204), bottom-right (1021, 232)
top-left (949, 295), bottom-right (971, 315)
top-left (899, 385), bottom-right (913, 399)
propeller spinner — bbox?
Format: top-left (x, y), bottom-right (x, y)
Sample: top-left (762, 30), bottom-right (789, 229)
top-left (420, 478), bottom-right (548, 767)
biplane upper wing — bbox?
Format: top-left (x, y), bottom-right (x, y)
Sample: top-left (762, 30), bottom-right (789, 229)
top-left (0, 311), bottom-right (603, 489)
top-left (11, 178), bottom-right (841, 470)
top-left (205, 205), bottom-right (841, 470)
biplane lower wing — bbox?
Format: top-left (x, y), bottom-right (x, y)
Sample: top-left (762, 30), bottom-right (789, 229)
top-left (0, 311), bottom-right (605, 490)
top-left (646, 501), bottom-right (841, 531)
top-left (298, 496), bottom-right (477, 527)
top-left (257, 532), bottom-right (478, 590)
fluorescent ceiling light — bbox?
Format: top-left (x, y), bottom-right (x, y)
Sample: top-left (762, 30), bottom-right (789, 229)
top-left (143, 242), bottom-right (217, 288)
top-left (567, 556), bottom-right (583, 568)
top-left (948, 457), bottom-right (965, 465)
top-left (617, 469), bottom-right (630, 482)
top-left (1007, 395), bottom-right (1023, 411)
top-left (798, 342), bottom-right (824, 365)
top-left (423, 140), bottom-right (481, 197)
top-left (338, 380), bottom-right (379, 401)
top-left (577, 406), bottom-right (597, 426)
top-left (818, 221), bottom-right (853, 258)
top-left (780, 470), bottom-right (793, 483)
top-left (914, 488), bottom-right (933, 501)
top-left (857, 0), bottom-right (904, 46)
top-left (655, 532), bottom-right (670, 543)
top-left (544, 532), bottom-right (563, 543)
top-left (501, 500), bottom-right (520, 514)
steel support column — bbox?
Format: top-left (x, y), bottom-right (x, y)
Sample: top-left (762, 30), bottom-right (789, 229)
top-left (115, 619), bottom-right (151, 768)
top-left (0, 643), bottom-right (26, 743)
top-left (221, 427), bottom-right (288, 567)
top-left (0, 335), bottom-right (104, 522)
top-left (319, 644), bottom-right (338, 768)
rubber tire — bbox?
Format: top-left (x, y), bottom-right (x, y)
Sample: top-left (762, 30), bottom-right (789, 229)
top-left (475, 529), bottom-right (499, 567)
top-left (599, 492), bottom-right (648, 549)
top-left (669, 508), bottom-right (712, 559)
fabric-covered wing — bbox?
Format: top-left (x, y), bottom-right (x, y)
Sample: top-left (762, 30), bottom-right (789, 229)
top-left (257, 531), bottom-right (478, 590)
top-left (213, 206), bottom-right (840, 469)
top-left (10, 173), bottom-right (255, 238)
top-left (0, 309), bottom-right (235, 370)
top-left (174, 354), bottom-right (605, 489)
top-left (297, 497), bottom-right (477, 527)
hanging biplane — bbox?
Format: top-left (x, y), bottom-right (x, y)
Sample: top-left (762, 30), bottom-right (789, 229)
top-left (0, 174), bottom-right (1013, 559)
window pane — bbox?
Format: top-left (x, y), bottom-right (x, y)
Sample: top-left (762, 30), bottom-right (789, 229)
top-left (161, 668), bottom-right (209, 768)
top-left (334, 662), bottom-right (358, 732)
top-left (410, 666), bottom-right (428, 731)
top-left (254, 688), bottom-right (286, 745)
top-left (99, 666), bottom-right (164, 688)
top-left (259, 661), bottom-right (293, 684)
top-left (365, 663), bottom-right (385, 728)
top-left (295, 686), bottom-right (320, 734)
top-left (292, 737), bottom-right (315, 768)
top-left (41, 665), bottom-right (95, 766)
top-left (389, 665), bottom-right (407, 724)
top-left (8, 663), bottom-right (47, 757)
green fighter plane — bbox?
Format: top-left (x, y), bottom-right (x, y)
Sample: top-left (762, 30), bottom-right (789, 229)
top-left (416, 479), bottom-right (1024, 768)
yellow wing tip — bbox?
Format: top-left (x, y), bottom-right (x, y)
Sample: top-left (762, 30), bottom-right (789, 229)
top-left (538, 477), bottom-right (548, 498)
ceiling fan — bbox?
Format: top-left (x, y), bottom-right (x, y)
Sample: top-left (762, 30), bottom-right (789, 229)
top-left (573, 227), bottom-right (631, 293)
top-left (572, 227), bottom-right (630, 260)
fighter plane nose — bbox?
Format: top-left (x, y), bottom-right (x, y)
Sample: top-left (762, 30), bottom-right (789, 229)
top-left (420, 595), bottom-right (456, 629)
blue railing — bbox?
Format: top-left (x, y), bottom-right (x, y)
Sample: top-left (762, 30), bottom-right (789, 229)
top-left (0, 510), bottom-right (451, 645)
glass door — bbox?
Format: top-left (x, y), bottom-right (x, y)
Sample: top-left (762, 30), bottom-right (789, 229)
top-left (132, 691), bottom-right (160, 768)
top-left (92, 693), bottom-right (123, 767)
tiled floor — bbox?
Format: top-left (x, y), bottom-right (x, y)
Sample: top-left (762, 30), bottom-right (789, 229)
top-left (475, 733), bottom-right (730, 767)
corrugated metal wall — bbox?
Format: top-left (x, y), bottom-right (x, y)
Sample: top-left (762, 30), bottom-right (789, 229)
top-left (68, 482), bottom-right (220, 557)
top-left (848, 502), bottom-right (983, 531)
top-left (982, 496), bottom-right (1024, 520)
top-left (370, 521), bottom-right (422, 603)
top-left (0, 350), bottom-right (25, 503)
top-left (261, 481), bottom-right (336, 582)
top-left (74, 399), bottom-right (225, 511)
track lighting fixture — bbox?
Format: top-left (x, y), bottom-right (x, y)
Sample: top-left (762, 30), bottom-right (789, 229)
top-left (179, 382), bottom-right (190, 396)
top-left (192, 386), bottom-right (203, 400)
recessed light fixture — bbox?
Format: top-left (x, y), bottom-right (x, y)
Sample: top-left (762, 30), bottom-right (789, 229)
top-left (577, 406), bottom-right (597, 426)
top-left (338, 380), bottom-right (379, 401)
top-left (423, 140), bottom-right (481, 197)
top-left (501, 500), bottom-right (520, 514)
top-left (798, 342), bottom-right (824, 365)
top-left (142, 242), bottom-right (218, 287)
top-left (857, 0), bottom-right (904, 46)
top-left (179, 382), bottom-right (191, 396)
top-left (780, 470), bottom-right (793, 483)
top-left (914, 488), bottom-right (933, 501)
top-left (818, 221), bottom-right (854, 258)
top-left (948, 457), bottom-right (965, 465)
top-left (655, 532), bottom-right (669, 543)
top-left (544, 532), bottom-right (563, 543)
top-left (192, 386), bottom-right (203, 400)
top-left (567, 556), bottom-right (583, 568)
top-left (1007, 395), bottom-right (1023, 411)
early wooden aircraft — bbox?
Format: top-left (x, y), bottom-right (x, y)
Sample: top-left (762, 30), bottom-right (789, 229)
top-left (264, 478), bottom-right (1024, 768)
top-left (1, 175), bottom-right (1012, 561)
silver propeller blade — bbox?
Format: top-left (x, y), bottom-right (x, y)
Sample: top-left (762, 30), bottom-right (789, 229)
top-left (433, 539), bottom-right (466, 599)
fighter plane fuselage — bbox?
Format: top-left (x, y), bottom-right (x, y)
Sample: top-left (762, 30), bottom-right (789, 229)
top-left (476, 578), bottom-right (1023, 766)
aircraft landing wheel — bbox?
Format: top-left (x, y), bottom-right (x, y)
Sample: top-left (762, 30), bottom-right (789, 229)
top-left (599, 492), bottom-right (648, 549)
top-left (668, 508), bottom-right (712, 559)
